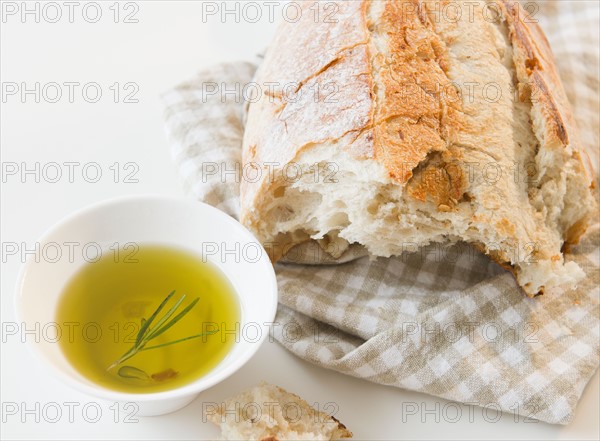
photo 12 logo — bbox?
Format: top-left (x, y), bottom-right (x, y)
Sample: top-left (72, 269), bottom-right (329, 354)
top-left (1, 161), bottom-right (140, 184)
top-left (203, 399), bottom-right (340, 424)
top-left (1, 82), bottom-right (139, 104)
top-left (1, 401), bottom-right (139, 424)
top-left (200, 1), bottom-right (340, 24)
top-left (1, 2), bottom-right (140, 24)
top-left (400, 400), bottom-right (540, 424)
top-left (1, 241), bottom-right (139, 264)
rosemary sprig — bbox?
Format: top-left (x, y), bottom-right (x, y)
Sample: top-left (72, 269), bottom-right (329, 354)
top-left (107, 291), bottom-right (218, 371)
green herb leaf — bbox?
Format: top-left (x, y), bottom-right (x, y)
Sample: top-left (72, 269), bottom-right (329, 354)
top-left (135, 290), bottom-right (175, 346)
top-left (143, 294), bottom-right (187, 342)
top-left (141, 328), bottom-right (219, 351)
top-left (108, 291), bottom-right (213, 372)
top-left (117, 365), bottom-right (150, 381)
top-left (146, 297), bottom-right (200, 341)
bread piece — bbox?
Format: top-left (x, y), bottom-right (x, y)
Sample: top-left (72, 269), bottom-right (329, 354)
top-left (206, 382), bottom-right (352, 441)
top-left (240, 0), bottom-right (597, 296)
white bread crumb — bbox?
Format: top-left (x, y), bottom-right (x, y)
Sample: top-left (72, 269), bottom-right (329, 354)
top-left (206, 382), bottom-right (352, 441)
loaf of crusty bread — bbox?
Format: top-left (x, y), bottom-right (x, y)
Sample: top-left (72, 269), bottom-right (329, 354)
top-left (206, 382), bottom-right (352, 441)
top-left (240, 0), bottom-right (597, 296)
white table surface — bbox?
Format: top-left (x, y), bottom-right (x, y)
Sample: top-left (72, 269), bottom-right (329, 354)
top-left (1, 2), bottom-right (598, 439)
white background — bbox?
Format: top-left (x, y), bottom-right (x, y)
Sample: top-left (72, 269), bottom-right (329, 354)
top-left (1, 1), bottom-right (598, 439)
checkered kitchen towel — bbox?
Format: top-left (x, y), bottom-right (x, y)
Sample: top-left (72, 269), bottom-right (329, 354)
top-left (162, 1), bottom-right (599, 424)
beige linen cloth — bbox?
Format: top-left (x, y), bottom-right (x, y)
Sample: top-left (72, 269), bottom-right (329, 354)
top-left (162, 2), bottom-right (599, 424)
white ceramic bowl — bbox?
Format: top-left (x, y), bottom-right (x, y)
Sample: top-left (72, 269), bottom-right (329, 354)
top-left (15, 195), bottom-right (278, 416)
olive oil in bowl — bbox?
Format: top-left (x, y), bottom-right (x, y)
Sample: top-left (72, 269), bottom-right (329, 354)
top-left (55, 245), bottom-right (240, 393)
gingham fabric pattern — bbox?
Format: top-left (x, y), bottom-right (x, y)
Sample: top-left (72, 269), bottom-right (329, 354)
top-left (162, 1), bottom-right (600, 424)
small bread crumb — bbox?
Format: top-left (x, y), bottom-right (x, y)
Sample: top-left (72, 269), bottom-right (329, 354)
top-left (206, 382), bottom-right (352, 441)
